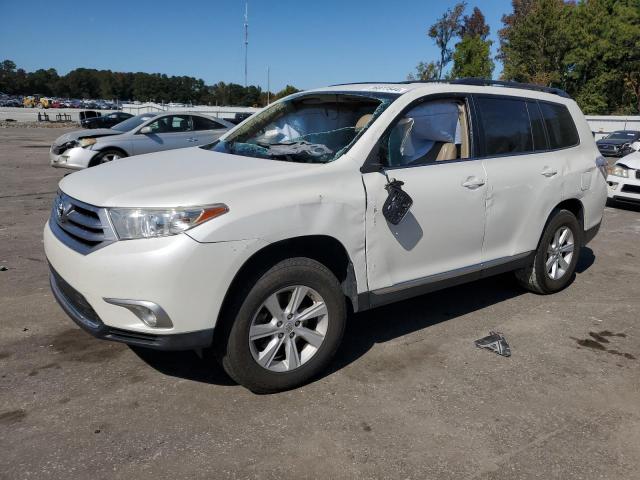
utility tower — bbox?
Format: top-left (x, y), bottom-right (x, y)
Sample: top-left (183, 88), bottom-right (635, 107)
top-left (244, 1), bottom-right (248, 87)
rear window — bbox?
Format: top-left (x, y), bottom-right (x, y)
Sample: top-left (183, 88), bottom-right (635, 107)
top-left (476, 97), bottom-right (533, 155)
top-left (527, 101), bottom-right (548, 150)
top-left (193, 116), bottom-right (226, 131)
top-left (539, 102), bottom-right (579, 149)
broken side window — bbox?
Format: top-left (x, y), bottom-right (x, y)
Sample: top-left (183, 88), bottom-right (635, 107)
top-left (386, 100), bottom-right (468, 167)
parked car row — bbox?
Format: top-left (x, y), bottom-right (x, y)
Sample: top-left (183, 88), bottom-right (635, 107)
top-left (0, 93), bottom-right (123, 110)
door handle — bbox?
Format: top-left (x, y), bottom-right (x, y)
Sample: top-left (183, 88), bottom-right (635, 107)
top-left (461, 176), bottom-right (486, 189)
top-left (541, 167), bottom-right (558, 177)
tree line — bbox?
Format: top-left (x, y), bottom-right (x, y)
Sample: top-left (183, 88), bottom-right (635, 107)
top-left (0, 60), bottom-right (299, 107)
top-left (410, 0), bottom-right (640, 114)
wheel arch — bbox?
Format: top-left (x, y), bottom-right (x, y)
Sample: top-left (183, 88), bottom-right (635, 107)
top-left (540, 198), bottom-right (585, 248)
top-left (215, 235), bottom-right (359, 342)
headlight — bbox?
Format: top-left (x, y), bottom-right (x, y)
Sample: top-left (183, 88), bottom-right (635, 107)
top-left (78, 138), bottom-right (97, 148)
top-left (608, 164), bottom-right (629, 178)
top-left (108, 204), bottom-right (228, 240)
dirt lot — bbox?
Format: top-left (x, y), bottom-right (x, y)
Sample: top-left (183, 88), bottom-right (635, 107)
top-left (1, 127), bottom-right (639, 480)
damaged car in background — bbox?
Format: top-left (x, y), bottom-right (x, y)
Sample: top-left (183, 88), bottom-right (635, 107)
top-left (49, 112), bottom-right (233, 169)
top-left (596, 130), bottom-right (640, 157)
top-left (606, 150), bottom-right (640, 207)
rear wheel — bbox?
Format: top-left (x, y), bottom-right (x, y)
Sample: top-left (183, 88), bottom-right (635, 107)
top-left (515, 209), bottom-right (581, 294)
top-left (219, 258), bottom-right (346, 393)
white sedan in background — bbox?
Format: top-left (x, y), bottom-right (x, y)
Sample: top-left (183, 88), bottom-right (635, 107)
top-left (607, 151), bottom-right (640, 207)
top-left (50, 112), bottom-right (233, 169)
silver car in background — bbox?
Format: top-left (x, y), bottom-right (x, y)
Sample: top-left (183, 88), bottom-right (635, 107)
top-left (50, 112), bottom-right (234, 169)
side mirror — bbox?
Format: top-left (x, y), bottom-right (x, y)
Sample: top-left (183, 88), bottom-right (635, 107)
top-left (139, 126), bottom-right (152, 134)
top-left (383, 179), bottom-right (413, 225)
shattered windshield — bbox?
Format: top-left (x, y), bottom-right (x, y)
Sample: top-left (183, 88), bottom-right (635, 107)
top-left (203, 92), bottom-right (397, 163)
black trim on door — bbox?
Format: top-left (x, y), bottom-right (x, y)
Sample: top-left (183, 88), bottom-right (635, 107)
top-left (356, 251), bottom-right (535, 311)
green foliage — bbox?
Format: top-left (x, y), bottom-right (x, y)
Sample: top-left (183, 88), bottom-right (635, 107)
top-left (499, 0), bottom-right (640, 114)
top-left (0, 61), bottom-right (298, 107)
top-left (428, 2), bottom-right (467, 79)
top-left (451, 35), bottom-right (494, 79)
top-left (407, 61), bottom-right (439, 81)
top-left (451, 7), bottom-right (494, 79)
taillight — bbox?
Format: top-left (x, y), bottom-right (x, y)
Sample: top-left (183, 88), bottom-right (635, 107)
top-left (596, 155), bottom-right (608, 178)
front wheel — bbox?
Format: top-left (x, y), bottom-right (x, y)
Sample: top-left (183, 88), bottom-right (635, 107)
top-left (219, 258), bottom-right (346, 393)
top-left (515, 209), bottom-right (582, 294)
top-left (92, 149), bottom-right (126, 166)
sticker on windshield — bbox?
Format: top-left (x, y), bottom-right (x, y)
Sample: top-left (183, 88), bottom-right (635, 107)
top-left (365, 85), bottom-right (409, 94)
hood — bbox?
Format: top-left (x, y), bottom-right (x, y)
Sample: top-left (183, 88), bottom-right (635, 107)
top-left (616, 151), bottom-right (640, 169)
top-left (53, 128), bottom-right (122, 146)
top-left (597, 138), bottom-right (631, 146)
top-left (58, 147), bottom-right (321, 207)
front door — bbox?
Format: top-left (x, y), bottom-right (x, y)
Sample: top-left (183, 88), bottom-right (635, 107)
top-left (362, 97), bottom-right (487, 297)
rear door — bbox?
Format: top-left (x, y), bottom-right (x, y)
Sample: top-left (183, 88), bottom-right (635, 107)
top-left (130, 114), bottom-right (193, 155)
top-left (190, 116), bottom-right (230, 145)
top-left (475, 95), bottom-right (564, 262)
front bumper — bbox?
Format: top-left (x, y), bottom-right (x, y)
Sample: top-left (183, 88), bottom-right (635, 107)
top-left (606, 171), bottom-right (640, 204)
top-left (49, 146), bottom-right (96, 169)
top-left (49, 267), bottom-right (213, 350)
top-left (44, 221), bottom-right (265, 349)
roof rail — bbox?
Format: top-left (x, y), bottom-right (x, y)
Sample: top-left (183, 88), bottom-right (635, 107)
top-left (448, 78), bottom-right (571, 98)
top-left (331, 78), bottom-right (571, 98)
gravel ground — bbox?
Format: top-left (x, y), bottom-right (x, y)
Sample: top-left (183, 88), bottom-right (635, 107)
top-left (1, 127), bottom-right (639, 480)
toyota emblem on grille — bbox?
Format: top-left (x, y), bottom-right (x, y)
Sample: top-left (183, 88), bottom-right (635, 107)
top-left (56, 198), bottom-right (72, 223)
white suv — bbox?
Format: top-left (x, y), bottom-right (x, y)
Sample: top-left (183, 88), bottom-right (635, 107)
top-left (44, 80), bottom-right (607, 393)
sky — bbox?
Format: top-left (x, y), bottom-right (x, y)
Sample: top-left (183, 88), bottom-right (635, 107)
top-left (0, 0), bottom-right (512, 91)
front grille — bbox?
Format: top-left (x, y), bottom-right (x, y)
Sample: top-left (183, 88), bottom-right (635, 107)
top-left (50, 267), bottom-right (102, 327)
top-left (52, 141), bottom-right (75, 155)
top-left (636, 170), bottom-right (640, 180)
top-left (621, 184), bottom-right (640, 194)
top-left (50, 192), bottom-right (117, 255)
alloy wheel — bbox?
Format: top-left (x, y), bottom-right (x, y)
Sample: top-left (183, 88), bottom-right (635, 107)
top-left (545, 226), bottom-right (575, 280)
top-left (249, 285), bottom-right (328, 372)
top-left (100, 152), bottom-right (121, 163)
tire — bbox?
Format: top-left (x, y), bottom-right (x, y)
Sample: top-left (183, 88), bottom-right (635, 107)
top-left (92, 149), bottom-right (126, 166)
top-left (515, 209), bottom-right (582, 294)
top-left (219, 257), bottom-right (346, 394)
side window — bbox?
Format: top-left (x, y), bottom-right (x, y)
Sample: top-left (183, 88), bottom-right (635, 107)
top-left (192, 116), bottom-right (225, 131)
top-left (476, 97), bottom-right (533, 156)
top-left (527, 101), bottom-right (548, 151)
top-left (145, 115), bottom-right (192, 133)
top-left (385, 99), bottom-right (469, 167)
top-left (539, 102), bottom-right (579, 149)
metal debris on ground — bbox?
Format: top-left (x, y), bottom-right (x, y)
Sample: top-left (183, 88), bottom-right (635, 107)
top-left (474, 331), bottom-right (511, 357)
top-left (0, 266), bottom-right (8, 271)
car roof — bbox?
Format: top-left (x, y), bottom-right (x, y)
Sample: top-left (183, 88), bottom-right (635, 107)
top-left (307, 79), bottom-right (573, 104)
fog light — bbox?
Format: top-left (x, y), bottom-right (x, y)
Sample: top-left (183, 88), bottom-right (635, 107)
top-left (607, 181), bottom-right (619, 190)
top-left (103, 298), bottom-right (173, 328)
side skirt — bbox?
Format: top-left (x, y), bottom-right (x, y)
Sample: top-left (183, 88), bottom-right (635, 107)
top-left (356, 251), bottom-right (535, 311)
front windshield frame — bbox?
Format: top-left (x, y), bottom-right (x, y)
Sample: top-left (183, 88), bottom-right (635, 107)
top-left (203, 90), bottom-right (400, 164)
top-left (111, 113), bottom-right (158, 132)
